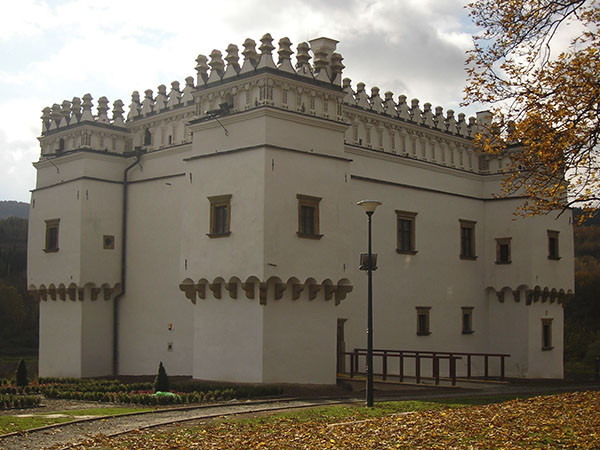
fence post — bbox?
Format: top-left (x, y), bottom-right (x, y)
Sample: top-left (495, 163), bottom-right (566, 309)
top-left (467, 354), bottom-right (472, 379)
top-left (484, 355), bottom-right (489, 380)
top-left (450, 355), bottom-right (456, 386)
top-left (595, 357), bottom-right (599, 381)
top-left (383, 351), bottom-right (388, 381)
top-left (433, 354), bottom-right (439, 385)
top-left (500, 356), bottom-right (505, 381)
top-left (416, 353), bottom-right (421, 384)
top-left (349, 353), bottom-right (354, 378)
top-left (399, 352), bottom-right (404, 383)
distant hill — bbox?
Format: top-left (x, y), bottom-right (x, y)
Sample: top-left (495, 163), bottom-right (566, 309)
top-left (0, 201), bottom-right (29, 219)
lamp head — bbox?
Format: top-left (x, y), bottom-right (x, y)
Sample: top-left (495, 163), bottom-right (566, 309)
top-left (357, 200), bottom-right (382, 214)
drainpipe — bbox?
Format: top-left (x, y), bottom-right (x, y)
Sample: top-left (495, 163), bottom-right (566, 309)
top-left (113, 150), bottom-right (142, 376)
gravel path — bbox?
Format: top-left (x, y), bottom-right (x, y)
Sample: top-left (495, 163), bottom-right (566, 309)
top-left (0, 398), bottom-right (351, 450)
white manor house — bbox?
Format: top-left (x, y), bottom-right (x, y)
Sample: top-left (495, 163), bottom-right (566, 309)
top-left (27, 34), bottom-right (573, 384)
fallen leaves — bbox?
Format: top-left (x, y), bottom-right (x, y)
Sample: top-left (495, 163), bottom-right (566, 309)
top-left (76, 391), bottom-right (600, 449)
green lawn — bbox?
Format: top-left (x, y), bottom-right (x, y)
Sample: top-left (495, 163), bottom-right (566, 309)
top-left (0, 407), bottom-right (152, 435)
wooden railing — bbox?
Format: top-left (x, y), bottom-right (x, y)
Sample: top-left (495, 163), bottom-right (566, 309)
top-left (342, 348), bottom-right (510, 386)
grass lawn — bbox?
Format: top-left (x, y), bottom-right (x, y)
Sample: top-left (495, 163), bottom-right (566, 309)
top-left (83, 391), bottom-right (600, 449)
top-left (0, 407), bottom-right (152, 435)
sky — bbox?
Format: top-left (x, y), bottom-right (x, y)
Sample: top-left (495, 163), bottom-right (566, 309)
top-left (0, 0), bottom-right (479, 202)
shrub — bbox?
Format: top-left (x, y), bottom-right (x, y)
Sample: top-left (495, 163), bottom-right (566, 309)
top-left (153, 362), bottom-right (170, 392)
top-left (15, 358), bottom-right (28, 387)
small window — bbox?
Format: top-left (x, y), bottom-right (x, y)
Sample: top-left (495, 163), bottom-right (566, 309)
top-left (208, 194), bottom-right (232, 238)
top-left (459, 219), bottom-right (477, 259)
top-left (495, 237), bottom-right (511, 264)
top-left (143, 128), bottom-right (152, 146)
top-left (462, 307), bottom-right (474, 334)
top-left (548, 230), bottom-right (560, 260)
top-left (542, 318), bottom-right (553, 350)
top-left (44, 219), bottom-right (60, 253)
top-left (416, 307), bottom-right (431, 336)
top-left (103, 235), bottom-right (115, 249)
top-left (297, 194), bottom-right (322, 239)
top-left (396, 210), bottom-right (417, 254)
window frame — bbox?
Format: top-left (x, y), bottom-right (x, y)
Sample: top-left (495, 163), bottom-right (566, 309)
top-left (396, 210), bottom-right (417, 255)
top-left (207, 194), bottom-right (232, 238)
top-left (547, 230), bottom-right (560, 260)
top-left (459, 219), bottom-right (477, 260)
top-left (461, 306), bottom-right (474, 334)
top-left (495, 237), bottom-right (512, 264)
top-left (416, 306), bottom-right (431, 336)
top-left (541, 318), bottom-right (553, 350)
top-left (44, 218), bottom-right (60, 253)
top-left (297, 194), bottom-right (323, 239)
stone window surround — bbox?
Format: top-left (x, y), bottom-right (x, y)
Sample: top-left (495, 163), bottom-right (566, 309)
top-left (416, 306), bottom-right (431, 336)
top-left (396, 210), bottom-right (417, 255)
top-left (541, 318), bottom-right (553, 350)
top-left (495, 237), bottom-right (512, 264)
top-left (459, 219), bottom-right (477, 260)
top-left (461, 306), bottom-right (474, 334)
top-left (547, 230), bottom-right (560, 260)
top-left (297, 194), bottom-right (323, 240)
top-left (44, 218), bottom-right (60, 253)
top-left (207, 194), bottom-right (232, 238)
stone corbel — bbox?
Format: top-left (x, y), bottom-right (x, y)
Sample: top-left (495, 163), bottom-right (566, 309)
top-left (39, 286), bottom-right (47, 301)
top-left (496, 291), bottom-right (504, 303)
top-left (259, 282), bottom-right (267, 305)
top-left (291, 284), bottom-right (304, 300)
top-left (512, 289), bottom-right (520, 302)
top-left (68, 284), bottom-right (77, 301)
top-left (209, 282), bottom-right (222, 299)
top-left (90, 287), bottom-right (101, 301)
top-left (57, 284), bottom-right (66, 301)
top-left (241, 281), bottom-right (255, 299)
top-left (335, 284), bottom-right (353, 305)
top-left (308, 284), bottom-right (321, 300)
top-left (274, 283), bottom-right (286, 300)
top-left (324, 283), bottom-right (336, 301)
top-left (48, 284), bottom-right (57, 301)
top-left (542, 289), bottom-right (550, 303)
top-left (225, 281), bottom-right (238, 299)
top-left (526, 289), bottom-right (533, 305)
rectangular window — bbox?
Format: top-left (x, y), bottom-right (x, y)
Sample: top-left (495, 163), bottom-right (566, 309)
top-left (462, 307), bottom-right (474, 334)
top-left (548, 230), bottom-right (560, 260)
top-left (208, 194), bottom-right (231, 238)
top-left (416, 307), bottom-right (431, 335)
top-left (542, 318), bottom-right (553, 350)
top-left (459, 219), bottom-right (477, 259)
top-left (396, 210), bottom-right (417, 254)
top-left (495, 237), bottom-right (512, 264)
top-left (44, 219), bottom-right (60, 252)
top-left (297, 194), bottom-right (322, 239)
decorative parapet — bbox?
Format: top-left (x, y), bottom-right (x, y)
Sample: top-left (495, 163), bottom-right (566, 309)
top-left (486, 285), bottom-right (573, 306)
top-left (179, 276), bottom-right (352, 306)
top-left (28, 282), bottom-right (121, 302)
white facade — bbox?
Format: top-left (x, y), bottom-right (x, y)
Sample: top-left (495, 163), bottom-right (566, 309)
top-left (28, 35), bottom-right (573, 383)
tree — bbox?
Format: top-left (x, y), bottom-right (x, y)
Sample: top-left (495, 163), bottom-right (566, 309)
top-left (15, 358), bottom-right (28, 387)
top-left (464, 0), bottom-right (600, 219)
top-left (153, 361), bottom-right (169, 392)
top-left (0, 281), bottom-right (25, 339)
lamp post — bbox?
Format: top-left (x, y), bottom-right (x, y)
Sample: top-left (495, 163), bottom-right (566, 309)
top-left (357, 200), bottom-right (381, 407)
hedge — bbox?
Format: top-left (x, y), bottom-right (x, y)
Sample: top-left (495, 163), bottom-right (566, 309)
top-left (0, 394), bottom-right (42, 410)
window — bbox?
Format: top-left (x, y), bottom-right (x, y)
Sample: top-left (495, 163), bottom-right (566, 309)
top-left (208, 194), bottom-right (231, 237)
top-left (542, 318), bottom-right (553, 350)
top-left (548, 230), bottom-right (560, 260)
top-left (416, 307), bottom-right (431, 335)
top-left (462, 307), bottom-right (474, 334)
top-left (297, 194), bottom-right (322, 239)
top-left (396, 210), bottom-right (417, 254)
top-left (495, 237), bottom-right (511, 264)
top-left (44, 219), bottom-right (60, 252)
top-left (143, 128), bottom-right (152, 146)
top-left (459, 219), bottom-right (477, 259)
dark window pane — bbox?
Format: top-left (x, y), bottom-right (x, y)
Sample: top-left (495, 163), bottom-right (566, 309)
top-left (417, 313), bottom-right (428, 334)
top-left (300, 205), bottom-right (315, 235)
top-left (398, 218), bottom-right (412, 251)
top-left (499, 243), bottom-right (509, 262)
top-left (214, 205), bottom-right (228, 234)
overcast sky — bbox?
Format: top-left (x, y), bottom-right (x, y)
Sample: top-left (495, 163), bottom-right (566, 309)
top-left (0, 0), bottom-right (479, 202)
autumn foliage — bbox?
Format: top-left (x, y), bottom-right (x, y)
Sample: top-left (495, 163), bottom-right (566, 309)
top-left (84, 391), bottom-right (600, 449)
top-left (464, 0), bottom-right (600, 218)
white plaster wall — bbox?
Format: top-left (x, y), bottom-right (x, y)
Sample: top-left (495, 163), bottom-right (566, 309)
top-left (262, 291), bottom-right (338, 384)
top-left (81, 297), bottom-right (114, 377)
top-left (118, 159), bottom-right (194, 376)
top-left (39, 299), bottom-right (82, 377)
top-left (193, 296), bottom-right (264, 382)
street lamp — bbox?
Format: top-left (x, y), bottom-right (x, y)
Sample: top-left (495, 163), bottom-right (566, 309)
top-left (357, 199), bottom-right (381, 407)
